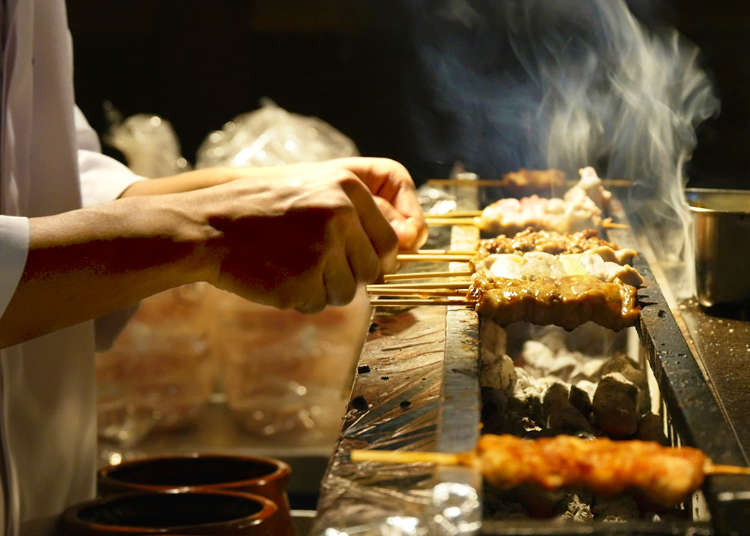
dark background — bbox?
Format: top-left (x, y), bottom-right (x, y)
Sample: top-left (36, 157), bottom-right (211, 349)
top-left (67, 1), bottom-right (750, 188)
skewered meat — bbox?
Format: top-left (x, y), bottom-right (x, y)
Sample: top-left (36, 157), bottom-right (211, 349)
top-left (351, 434), bottom-right (734, 507)
top-left (502, 168), bottom-right (566, 193)
top-left (469, 275), bottom-right (640, 331)
top-left (472, 250), bottom-right (644, 288)
top-left (476, 434), bottom-right (705, 506)
top-left (477, 167), bottom-right (611, 234)
top-left (477, 228), bottom-right (633, 262)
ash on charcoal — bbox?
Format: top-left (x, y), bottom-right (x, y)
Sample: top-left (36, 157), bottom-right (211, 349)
top-left (569, 383), bottom-right (593, 417)
top-left (593, 372), bottom-right (640, 437)
top-left (560, 492), bottom-right (594, 522)
top-left (480, 352), bottom-right (516, 391)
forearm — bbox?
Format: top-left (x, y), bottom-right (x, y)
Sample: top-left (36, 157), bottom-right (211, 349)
top-left (120, 167), bottom-right (241, 197)
top-left (0, 195), bottom-right (214, 347)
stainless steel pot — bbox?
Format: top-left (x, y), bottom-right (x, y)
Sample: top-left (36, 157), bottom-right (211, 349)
top-left (686, 188), bottom-right (750, 307)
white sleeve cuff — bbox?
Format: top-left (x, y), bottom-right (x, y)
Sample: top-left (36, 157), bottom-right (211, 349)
top-left (78, 150), bottom-right (146, 207)
top-left (0, 216), bottom-right (29, 318)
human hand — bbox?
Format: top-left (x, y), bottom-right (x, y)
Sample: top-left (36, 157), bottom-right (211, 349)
top-left (180, 163), bottom-right (399, 312)
top-left (127, 157), bottom-right (427, 252)
top-left (327, 158), bottom-right (428, 252)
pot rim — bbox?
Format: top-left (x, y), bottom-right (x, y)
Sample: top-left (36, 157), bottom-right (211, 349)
top-left (97, 452), bottom-right (291, 492)
top-left (686, 187), bottom-right (750, 214)
top-left (61, 489), bottom-right (278, 533)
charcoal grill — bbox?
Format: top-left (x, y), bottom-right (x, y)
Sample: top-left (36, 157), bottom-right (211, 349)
top-left (311, 179), bottom-right (750, 536)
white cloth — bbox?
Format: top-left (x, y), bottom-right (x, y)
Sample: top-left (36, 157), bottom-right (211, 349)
top-left (0, 2), bottom-right (143, 534)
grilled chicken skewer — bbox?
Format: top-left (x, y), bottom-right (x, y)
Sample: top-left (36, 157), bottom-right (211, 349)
top-left (427, 167), bottom-right (621, 234)
top-left (351, 434), bottom-right (750, 507)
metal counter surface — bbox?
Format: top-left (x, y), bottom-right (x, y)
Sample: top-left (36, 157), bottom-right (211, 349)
top-left (677, 299), bottom-right (750, 461)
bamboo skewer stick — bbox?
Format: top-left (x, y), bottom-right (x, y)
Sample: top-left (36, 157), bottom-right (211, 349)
top-left (350, 449), bottom-right (473, 466)
top-left (383, 271), bottom-right (473, 282)
top-left (602, 218), bottom-right (631, 230)
top-left (397, 254), bottom-right (474, 262)
top-left (425, 218), bottom-right (478, 227)
top-left (368, 281), bottom-right (471, 290)
top-left (370, 298), bottom-right (474, 307)
top-left (367, 288), bottom-right (468, 297)
top-left (425, 211), bottom-right (482, 219)
top-left (416, 248), bottom-right (477, 255)
top-left (426, 218), bottom-right (629, 231)
top-left (350, 450), bottom-right (750, 477)
top-left (705, 463), bottom-right (750, 476)
top-left (426, 178), bottom-right (634, 188)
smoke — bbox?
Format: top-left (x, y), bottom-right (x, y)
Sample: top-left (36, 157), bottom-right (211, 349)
top-left (401, 0), bottom-right (719, 299)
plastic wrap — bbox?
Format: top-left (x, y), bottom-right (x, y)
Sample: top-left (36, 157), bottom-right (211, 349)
top-left (103, 102), bottom-right (190, 178)
top-left (313, 179), bottom-right (483, 535)
top-left (196, 99), bottom-right (358, 168)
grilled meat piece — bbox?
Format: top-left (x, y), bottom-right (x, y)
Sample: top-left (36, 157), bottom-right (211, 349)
top-left (470, 275), bottom-right (640, 331)
top-left (477, 167), bottom-right (611, 235)
top-left (476, 434), bottom-right (706, 506)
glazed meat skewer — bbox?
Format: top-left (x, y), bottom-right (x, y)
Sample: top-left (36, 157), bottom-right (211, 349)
top-left (351, 434), bottom-right (750, 506)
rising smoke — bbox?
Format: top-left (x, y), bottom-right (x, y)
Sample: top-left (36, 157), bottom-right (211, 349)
top-left (401, 0), bottom-right (719, 299)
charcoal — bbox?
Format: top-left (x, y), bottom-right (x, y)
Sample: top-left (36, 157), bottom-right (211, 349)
top-left (481, 387), bottom-right (508, 434)
top-left (480, 352), bottom-right (516, 392)
top-left (592, 493), bottom-right (639, 521)
top-left (542, 382), bottom-right (570, 420)
top-left (593, 372), bottom-right (639, 437)
top-left (569, 384), bottom-right (593, 418)
top-left (599, 353), bottom-right (650, 411)
top-left (513, 483), bottom-right (566, 518)
top-left (636, 412), bottom-right (668, 445)
top-left (548, 404), bottom-right (595, 435)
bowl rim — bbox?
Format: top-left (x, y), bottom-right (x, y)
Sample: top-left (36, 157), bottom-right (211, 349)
top-left (97, 452), bottom-right (291, 492)
top-left (61, 489), bottom-right (278, 532)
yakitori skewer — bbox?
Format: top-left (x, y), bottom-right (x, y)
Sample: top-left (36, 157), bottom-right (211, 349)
top-left (426, 217), bottom-right (629, 231)
top-left (368, 281), bottom-right (470, 290)
top-left (370, 298), bottom-right (474, 307)
top-left (366, 288), bottom-right (467, 297)
top-left (426, 178), bottom-right (633, 188)
top-left (383, 271), bottom-right (473, 282)
top-left (351, 434), bottom-right (750, 506)
top-left (396, 253), bottom-right (474, 262)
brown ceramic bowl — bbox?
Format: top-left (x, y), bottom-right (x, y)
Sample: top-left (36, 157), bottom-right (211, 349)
top-left (97, 454), bottom-right (292, 535)
top-left (59, 490), bottom-right (278, 535)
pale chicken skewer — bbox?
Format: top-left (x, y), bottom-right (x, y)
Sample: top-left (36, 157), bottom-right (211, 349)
top-left (426, 167), bottom-right (628, 232)
top-left (351, 434), bottom-right (750, 507)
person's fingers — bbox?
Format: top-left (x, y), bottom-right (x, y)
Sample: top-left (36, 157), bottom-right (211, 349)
top-left (323, 251), bottom-right (357, 306)
top-left (334, 158), bottom-right (427, 250)
top-left (339, 173), bottom-right (399, 274)
top-left (373, 197), bottom-right (423, 252)
top-left (345, 219), bottom-right (382, 283)
top-left (294, 272), bottom-right (327, 314)
top-left (335, 157), bottom-right (424, 214)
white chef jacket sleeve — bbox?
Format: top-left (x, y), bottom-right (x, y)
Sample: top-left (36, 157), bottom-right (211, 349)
top-left (0, 216), bottom-right (29, 319)
top-left (74, 107), bottom-right (145, 206)
top-left (74, 107), bottom-right (146, 349)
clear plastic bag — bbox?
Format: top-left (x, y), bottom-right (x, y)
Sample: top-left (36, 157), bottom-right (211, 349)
top-left (196, 98), bottom-right (358, 168)
top-left (103, 102), bottom-right (190, 178)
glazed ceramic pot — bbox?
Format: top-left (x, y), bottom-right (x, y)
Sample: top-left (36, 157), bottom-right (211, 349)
top-left (59, 490), bottom-right (278, 535)
top-left (97, 454), bottom-right (293, 535)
